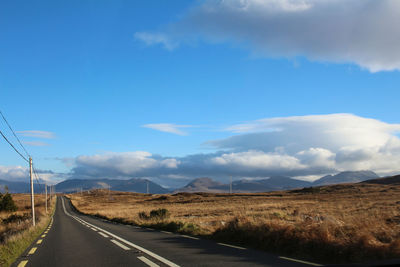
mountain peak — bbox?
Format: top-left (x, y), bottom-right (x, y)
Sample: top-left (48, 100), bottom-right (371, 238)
top-left (178, 177), bottom-right (225, 192)
top-left (313, 171), bottom-right (379, 186)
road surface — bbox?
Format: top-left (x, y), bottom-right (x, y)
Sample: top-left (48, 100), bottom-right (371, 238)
top-left (13, 196), bottom-right (326, 267)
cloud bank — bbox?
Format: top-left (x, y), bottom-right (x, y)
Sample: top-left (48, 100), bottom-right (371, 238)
top-left (135, 0), bottom-right (400, 72)
top-left (0, 165), bottom-right (28, 181)
top-left (0, 165), bottom-right (60, 184)
top-left (64, 114), bottom-right (400, 184)
top-left (4, 114), bottom-right (399, 185)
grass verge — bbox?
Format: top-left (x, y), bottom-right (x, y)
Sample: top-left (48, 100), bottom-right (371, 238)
top-left (0, 197), bottom-right (56, 267)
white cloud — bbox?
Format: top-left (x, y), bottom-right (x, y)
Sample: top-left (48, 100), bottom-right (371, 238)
top-left (134, 32), bottom-right (178, 50)
top-left (17, 130), bottom-right (55, 139)
top-left (136, 0), bottom-right (400, 72)
top-left (65, 114), bottom-right (400, 183)
top-left (142, 123), bottom-right (192, 135)
top-left (210, 113), bottom-right (400, 176)
top-left (72, 151), bottom-right (179, 178)
top-left (213, 114), bottom-right (400, 154)
top-left (0, 165), bottom-right (61, 184)
top-left (211, 150), bottom-right (305, 171)
top-left (296, 148), bottom-right (336, 169)
top-left (0, 165), bottom-right (28, 181)
top-left (23, 141), bottom-right (50, 146)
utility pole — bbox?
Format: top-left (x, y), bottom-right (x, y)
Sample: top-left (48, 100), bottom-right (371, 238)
top-left (29, 157), bottom-right (35, 226)
top-left (45, 183), bottom-right (48, 214)
top-left (230, 176), bottom-right (232, 194)
top-left (146, 180), bottom-right (149, 194)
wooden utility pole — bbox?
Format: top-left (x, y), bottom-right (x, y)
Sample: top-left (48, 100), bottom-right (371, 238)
top-left (29, 157), bottom-right (35, 226)
top-left (230, 176), bottom-right (232, 194)
top-left (45, 183), bottom-right (48, 214)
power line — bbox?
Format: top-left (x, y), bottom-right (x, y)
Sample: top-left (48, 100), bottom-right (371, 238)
top-left (32, 165), bottom-right (44, 190)
top-left (1, 110), bottom-right (47, 201)
top-left (0, 128), bottom-right (29, 162)
top-left (0, 110), bottom-right (43, 189)
top-left (0, 110), bottom-right (40, 227)
top-left (0, 110), bottom-right (30, 158)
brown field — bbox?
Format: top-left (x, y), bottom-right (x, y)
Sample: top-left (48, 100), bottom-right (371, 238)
top-left (69, 183), bottom-right (400, 264)
top-left (0, 194), bottom-right (53, 244)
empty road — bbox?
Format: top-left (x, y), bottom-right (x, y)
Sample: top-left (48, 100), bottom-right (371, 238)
top-left (13, 196), bottom-right (325, 267)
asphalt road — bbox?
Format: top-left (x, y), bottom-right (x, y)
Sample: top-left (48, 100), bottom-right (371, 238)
top-left (12, 196), bottom-right (327, 267)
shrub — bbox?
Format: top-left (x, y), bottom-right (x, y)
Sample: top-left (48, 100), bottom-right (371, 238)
top-left (149, 208), bottom-right (169, 220)
top-left (290, 187), bottom-right (321, 194)
top-left (138, 211), bottom-right (148, 220)
top-left (138, 208), bottom-right (170, 221)
top-left (0, 193), bottom-right (18, 212)
top-left (2, 214), bottom-right (30, 224)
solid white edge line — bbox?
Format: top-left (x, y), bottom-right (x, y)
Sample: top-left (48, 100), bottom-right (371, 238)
top-left (61, 197), bottom-right (180, 267)
top-left (138, 256), bottom-right (160, 267)
top-left (279, 256), bottom-right (323, 266)
top-left (160, 231), bottom-right (172, 234)
top-left (218, 243), bottom-right (246, 250)
top-left (110, 239), bottom-right (131, 250)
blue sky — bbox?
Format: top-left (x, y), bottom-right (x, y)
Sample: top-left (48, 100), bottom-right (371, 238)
top-left (1, 0), bottom-right (400, 186)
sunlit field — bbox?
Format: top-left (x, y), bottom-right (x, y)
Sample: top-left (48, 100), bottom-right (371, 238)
top-left (69, 182), bottom-right (400, 263)
top-left (0, 194), bottom-right (50, 243)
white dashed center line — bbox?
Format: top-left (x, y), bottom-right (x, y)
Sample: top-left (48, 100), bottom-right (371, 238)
top-left (182, 235), bottom-right (199, 240)
top-left (98, 232), bottom-right (109, 238)
top-left (110, 239), bottom-right (131, 250)
top-left (218, 243), bottom-right (246, 250)
top-left (279, 256), bottom-right (323, 266)
top-left (138, 256), bottom-right (160, 267)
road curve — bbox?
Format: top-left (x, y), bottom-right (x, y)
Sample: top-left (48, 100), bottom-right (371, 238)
top-left (13, 196), bottom-right (324, 267)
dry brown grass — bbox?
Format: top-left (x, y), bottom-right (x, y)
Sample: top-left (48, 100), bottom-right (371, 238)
top-left (0, 194), bottom-right (56, 266)
top-left (0, 194), bottom-right (52, 244)
top-left (69, 183), bottom-right (400, 263)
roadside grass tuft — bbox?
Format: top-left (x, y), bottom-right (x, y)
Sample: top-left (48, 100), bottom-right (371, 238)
top-left (0, 196), bottom-right (56, 267)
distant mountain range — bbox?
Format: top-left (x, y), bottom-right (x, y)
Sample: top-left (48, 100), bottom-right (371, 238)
top-left (0, 178), bottom-right (168, 194)
top-left (175, 171), bottom-right (380, 193)
top-left (179, 177), bottom-right (226, 193)
top-left (0, 170), bottom-right (395, 194)
top-left (0, 179), bottom-right (46, 194)
top-left (55, 178), bottom-right (169, 194)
